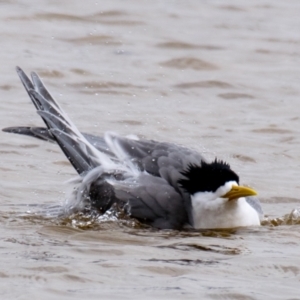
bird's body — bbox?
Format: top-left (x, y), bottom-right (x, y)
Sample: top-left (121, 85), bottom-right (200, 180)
top-left (3, 67), bottom-right (263, 230)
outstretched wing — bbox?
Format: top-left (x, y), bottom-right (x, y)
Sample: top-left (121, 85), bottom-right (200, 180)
top-left (4, 68), bottom-right (205, 178)
top-left (13, 67), bottom-right (120, 175)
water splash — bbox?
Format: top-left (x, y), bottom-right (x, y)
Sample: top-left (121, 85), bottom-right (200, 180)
top-left (59, 205), bottom-right (141, 230)
top-left (261, 207), bottom-right (300, 226)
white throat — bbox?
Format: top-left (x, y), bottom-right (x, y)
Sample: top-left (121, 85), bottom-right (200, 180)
top-left (191, 181), bottom-right (260, 229)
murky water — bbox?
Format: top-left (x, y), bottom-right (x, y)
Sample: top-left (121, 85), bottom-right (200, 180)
top-left (1, 0), bottom-right (300, 299)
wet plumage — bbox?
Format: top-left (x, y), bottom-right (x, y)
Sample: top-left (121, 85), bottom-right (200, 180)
top-left (3, 67), bottom-right (263, 229)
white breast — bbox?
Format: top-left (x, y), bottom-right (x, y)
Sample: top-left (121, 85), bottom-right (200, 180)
top-left (191, 192), bottom-right (261, 229)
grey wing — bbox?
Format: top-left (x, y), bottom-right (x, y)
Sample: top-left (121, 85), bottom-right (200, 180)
top-left (4, 67), bottom-right (203, 197)
top-left (84, 135), bottom-right (198, 226)
top-left (74, 167), bottom-right (189, 229)
top-left (4, 124), bottom-right (205, 187)
top-left (3, 68), bottom-right (204, 178)
top-left (87, 134), bottom-right (205, 188)
top-left (103, 135), bottom-right (204, 176)
top-left (2, 126), bottom-right (54, 142)
top-left (113, 174), bottom-right (189, 229)
top-left (11, 67), bottom-right (119, 175)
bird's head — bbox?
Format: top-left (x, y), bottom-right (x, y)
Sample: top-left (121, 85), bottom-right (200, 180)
top-left (178, 159), bottom-right (259, 229)
top-left (178, 159), bottom-right (257, 202)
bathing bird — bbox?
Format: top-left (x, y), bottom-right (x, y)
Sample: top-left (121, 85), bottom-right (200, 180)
top-left (3, 67), bottom-right (263, 229)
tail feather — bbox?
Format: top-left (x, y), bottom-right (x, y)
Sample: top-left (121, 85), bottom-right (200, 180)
top-left (31, 72), bottom-right (59, 108)
top-left (2, 126), bottom-right (116, 156)
top-left (2, 126), bottom-right (55, 142)
top-left (13, 67), bottom-right (119, 175)
top-left (51, 129), bottom-right (94, 173)
top-left (16, 67), bottom-right (35, 100)
top-left (38, 110), bottom-right (100, 173)
top-left (16, 67), bottom-right (53, 136)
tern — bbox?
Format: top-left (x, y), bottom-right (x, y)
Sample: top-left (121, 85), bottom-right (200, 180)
top-left (3, 67), bottom-right (263, 229)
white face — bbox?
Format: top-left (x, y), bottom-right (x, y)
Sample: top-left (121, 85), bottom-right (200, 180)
top-left (215, 181), bottom-right (239, 199)
top-left (194, 180), bottom-right (238, 203)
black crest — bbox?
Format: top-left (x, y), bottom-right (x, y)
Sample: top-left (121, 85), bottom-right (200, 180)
top-left (178, 159), bottom-right (239, 195)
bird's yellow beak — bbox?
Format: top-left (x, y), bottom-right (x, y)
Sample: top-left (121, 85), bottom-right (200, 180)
top-left (222, 185), bottom-right (257, 201)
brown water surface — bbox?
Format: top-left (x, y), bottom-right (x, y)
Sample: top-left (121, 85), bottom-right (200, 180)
top-left (1, 1), bottom-right (300, 299)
